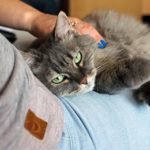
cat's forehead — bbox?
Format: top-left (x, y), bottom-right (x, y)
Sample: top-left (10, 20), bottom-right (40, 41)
top-left (48, 39), bottom-right (81, 59)
top-left (54, 34), bottom-right (96, 52)
top-left (45, 34), bottom-right (96, 72)
top-left (49, 42), bottom-right (79, 58)
top-left (46, 46), bottom-right (75, 73)
top-left (59, 37), bottom-right (81, 52)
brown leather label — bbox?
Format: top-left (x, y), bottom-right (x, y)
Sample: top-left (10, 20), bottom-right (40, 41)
top-left (24, 109), bottom-right (48, 140)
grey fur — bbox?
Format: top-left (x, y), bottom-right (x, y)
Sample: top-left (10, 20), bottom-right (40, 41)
top-left (21, 11), bottom-right (97, 96)
top-left (85, 11), bottom-right (150, 103)
top-left (20, 11), bottom-right (150, 104)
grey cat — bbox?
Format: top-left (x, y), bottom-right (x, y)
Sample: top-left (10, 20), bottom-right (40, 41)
top-left (21, 11), bottom-right (150, 104)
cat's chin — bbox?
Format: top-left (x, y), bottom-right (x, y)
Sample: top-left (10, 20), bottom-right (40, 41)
top-left (72, 70), bottom-right (96, 95)
top-left (79, 78), bottom-right (95, 93)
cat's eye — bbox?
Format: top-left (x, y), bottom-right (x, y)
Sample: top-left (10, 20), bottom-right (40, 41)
top-left (52, 75), bottom-right (65, 84)
top-left (74, 52), bottom-right (82, 64)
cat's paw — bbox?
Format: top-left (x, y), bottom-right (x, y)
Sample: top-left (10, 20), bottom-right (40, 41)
top-left (133, 82), bottom-right (150, 105)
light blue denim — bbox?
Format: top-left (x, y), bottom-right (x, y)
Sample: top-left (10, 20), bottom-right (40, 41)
top-left (58, 90), bottom-right (150, 150)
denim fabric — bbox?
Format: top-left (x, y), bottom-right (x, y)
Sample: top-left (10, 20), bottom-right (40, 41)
top-left (58, 90), bottom-right (150, 150)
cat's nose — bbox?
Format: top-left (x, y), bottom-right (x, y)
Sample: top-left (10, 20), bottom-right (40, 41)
top-left (80, 76), bottom-right (88, 85)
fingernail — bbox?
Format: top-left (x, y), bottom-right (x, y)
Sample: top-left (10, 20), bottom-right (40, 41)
top-left (98, 39), bottom-right (107, 49)
top-left (98, 42), bottom-right (105, 49)
top-left (100, 39), bottom-right (107, 47)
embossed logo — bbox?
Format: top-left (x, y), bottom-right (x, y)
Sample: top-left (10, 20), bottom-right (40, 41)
top-left (24, 109), bottom-right (48, 140)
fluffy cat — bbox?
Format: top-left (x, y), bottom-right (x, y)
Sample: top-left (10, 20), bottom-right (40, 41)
top-left (20, 11), bottom-right (150, 104)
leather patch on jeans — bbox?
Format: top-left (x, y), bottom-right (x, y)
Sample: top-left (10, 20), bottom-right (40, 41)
top-left (24, 109), bottom-right (48, 140)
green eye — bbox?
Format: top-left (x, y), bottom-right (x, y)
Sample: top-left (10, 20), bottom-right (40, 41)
top-left (52, 75), bottom-right (65, 84)
top-left (74, 52), bottom-right (82, 64)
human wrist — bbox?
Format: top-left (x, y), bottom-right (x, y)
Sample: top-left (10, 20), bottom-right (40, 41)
top-left (25, 11), bottom-right (57, 37)
top-left (23, 10), bottom-right (43, 32)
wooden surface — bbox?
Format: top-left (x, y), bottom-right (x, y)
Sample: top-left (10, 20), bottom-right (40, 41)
top-left (142, 0), bottom-right (150, 15)
top-left (70, 0), bottom-right (142, 19)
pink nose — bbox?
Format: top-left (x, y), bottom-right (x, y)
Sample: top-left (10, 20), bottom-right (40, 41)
top-left (80, 76), bottom-right (88, 85)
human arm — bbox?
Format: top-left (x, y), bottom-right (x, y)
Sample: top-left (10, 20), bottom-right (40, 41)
top-left (0, 0), bottom-right (56, 37)
top-left (0, 0), bottom-right (103, 41)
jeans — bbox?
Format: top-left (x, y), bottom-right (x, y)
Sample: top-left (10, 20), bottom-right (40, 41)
top-left (1, 31), bottom-right (149, 150)
top-left (58, 90), bottom-right (150, 150)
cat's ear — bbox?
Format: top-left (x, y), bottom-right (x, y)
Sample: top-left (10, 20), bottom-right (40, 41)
top-left (54, 11), bottom-right (71, 40)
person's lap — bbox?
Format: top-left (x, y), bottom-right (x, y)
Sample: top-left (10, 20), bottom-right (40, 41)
top-left (11, 31), bottom-right (150, 150)
top-left (58, 90), bottom-right (150, 150)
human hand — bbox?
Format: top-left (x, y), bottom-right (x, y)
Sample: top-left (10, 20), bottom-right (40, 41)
top-left (69, 17), bottom-right (104, 42)
top-left (29, 13), bottom-right (104, 44)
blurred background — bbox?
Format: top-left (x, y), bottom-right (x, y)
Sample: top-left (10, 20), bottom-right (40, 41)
top-left (22, 0), bottom-right (150, 24)
top-left (1, 0), bottom-right (149, 44)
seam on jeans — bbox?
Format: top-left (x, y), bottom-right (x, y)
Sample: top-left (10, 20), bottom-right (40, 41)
top-left (59, 96), bottom-right (97, 150)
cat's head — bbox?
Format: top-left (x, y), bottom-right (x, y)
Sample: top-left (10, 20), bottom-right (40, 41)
top-left (28, 11), bottom-right (97, 96)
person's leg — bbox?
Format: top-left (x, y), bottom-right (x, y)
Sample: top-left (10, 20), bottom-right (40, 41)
top-left (2, 31), bottom-right (150, 150)
top-left (58, 90), bottom-right (150, 150)
top-left (0, 34), bottom-right (63, 150)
